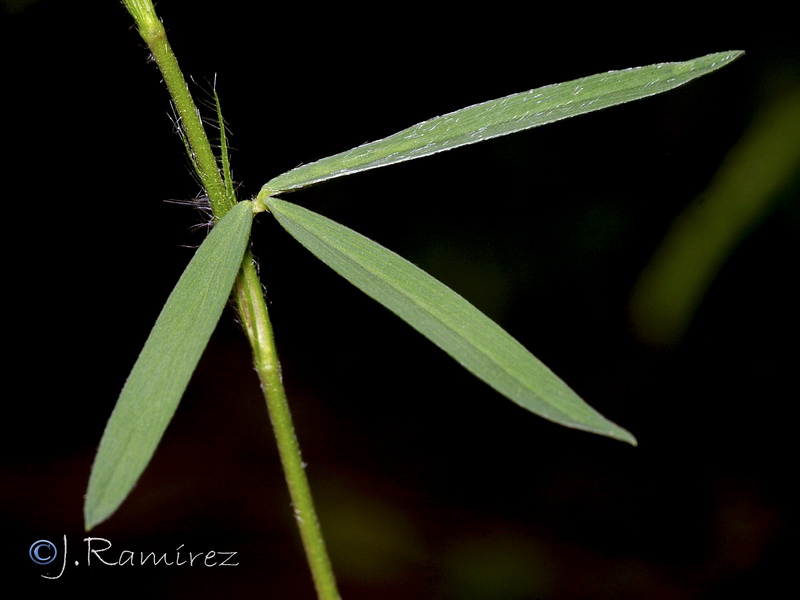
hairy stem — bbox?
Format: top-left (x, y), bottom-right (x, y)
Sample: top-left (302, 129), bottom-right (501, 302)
top-left (124, 0), bottom-right (231, 216)
top-left (123, 2), bottom-right (340, 598)
top-left (235, 255), bottom-right (341, 600)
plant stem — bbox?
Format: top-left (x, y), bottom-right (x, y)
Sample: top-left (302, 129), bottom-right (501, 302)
top-left (123, 0), bottom-right (232, 216)
top-left (123, 2), bottom-right (341, 598)
top-left (235, 255), bottom-right (341, 600)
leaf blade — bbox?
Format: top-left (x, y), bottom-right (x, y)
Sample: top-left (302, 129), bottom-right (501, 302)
top-left (262, 51), bottom-right (743, 194)
top-left (84, 201), bottom-right (253, 530)
top-left (266, 197), bottom-right (636, 445)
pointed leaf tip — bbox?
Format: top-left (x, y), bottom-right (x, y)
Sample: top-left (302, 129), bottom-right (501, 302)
top-left (265, 197), bottom-right (636, 445)
top-left (262, 51), bottom-right (743, 196)
top-left (84, 201), bottom-right (253, 529)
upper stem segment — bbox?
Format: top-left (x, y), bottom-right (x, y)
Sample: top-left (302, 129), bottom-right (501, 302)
top-left (124, 0), bottom-right (232, 217)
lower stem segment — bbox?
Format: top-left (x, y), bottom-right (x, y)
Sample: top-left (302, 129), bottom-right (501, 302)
top-left (234, 252), bottom-right (341, 600)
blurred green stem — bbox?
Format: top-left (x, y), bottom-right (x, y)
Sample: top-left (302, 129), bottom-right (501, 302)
top-left (630, 87), bottom-right (800, 346)
top-left (122, 2), bottom-right (340, 598)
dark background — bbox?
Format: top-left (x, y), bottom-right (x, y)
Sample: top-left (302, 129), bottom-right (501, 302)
top-left (2, 2), bottom-right (797, 599)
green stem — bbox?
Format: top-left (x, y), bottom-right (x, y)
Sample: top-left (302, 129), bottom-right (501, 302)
top-left (123, 0), bottom-right (231, 216)
top-left (235, 255), bottom-right (341, 600)
top-left (123, 2), bottom-right (341, 598)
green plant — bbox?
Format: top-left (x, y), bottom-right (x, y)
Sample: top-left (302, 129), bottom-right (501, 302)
top-left (86, 2), bottom-right (742, 597)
